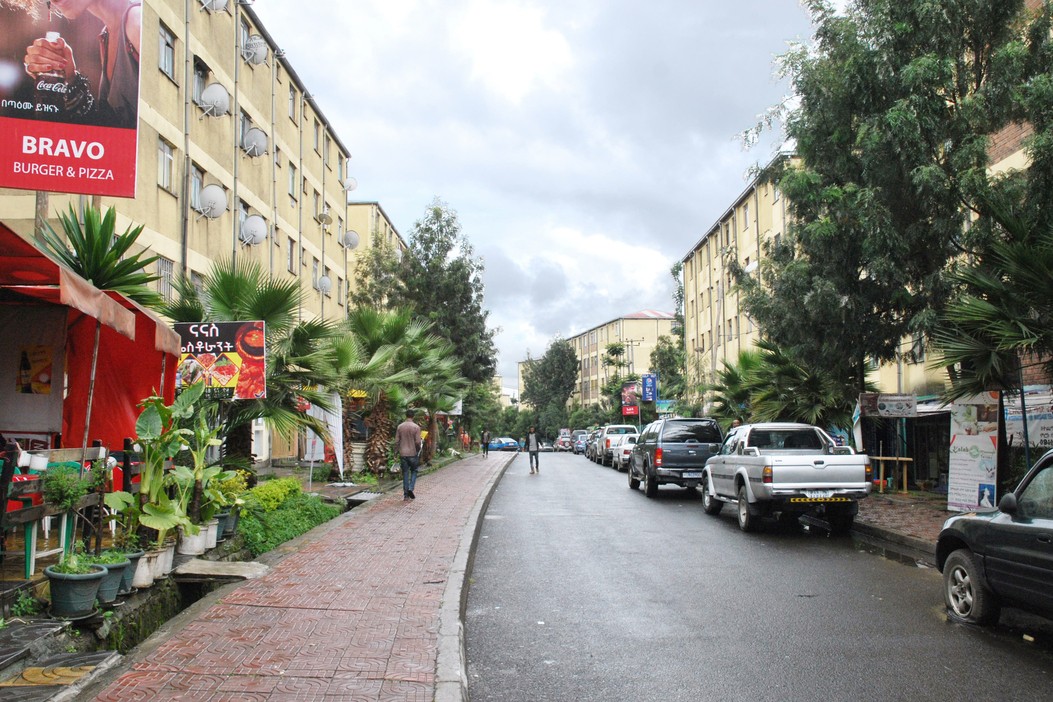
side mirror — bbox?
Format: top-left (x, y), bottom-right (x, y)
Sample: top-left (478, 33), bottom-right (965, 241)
top-left (742, 446), bottom-right (759, 457)
top-left (998, 493), bottom-right (1017, 515)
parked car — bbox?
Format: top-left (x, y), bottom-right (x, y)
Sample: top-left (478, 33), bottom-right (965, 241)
top-left (585, 430), bottom-right (602, 461)
top-left (612, 435), bottom-right (638, 471)
top-left (629, 418), bottom-right (722, 496)
top-left (573, 436), bottom-right (588, 455)
top-left (488, 437), bottom-right (519, 452)
top-left (936, 449), bottom-right (1053, 626)
top-left (556, 437), bottom-right (573, 451)
top-left (539, 441), bottom-right (554, 452)
top-left (595, 424), bottom-right (639, 466)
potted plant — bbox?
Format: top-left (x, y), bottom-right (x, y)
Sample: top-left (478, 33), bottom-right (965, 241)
top-left (171, 396), bottom-right (235, 554)
top-left (44, 548), bottom-right (105, 619)
top-left (82, 549), bottom-right (130, 606)
top-left (216, 471), bottom-right (248, 538)
top-left (41, 465), bottom-right (89, 513)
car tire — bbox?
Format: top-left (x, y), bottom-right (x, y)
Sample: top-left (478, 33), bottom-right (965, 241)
top-left (644, 467), bottom-right (658, 498)
top-left (944, 548), bottom-right (1001, 625)
top-left (737, 486), bottom-right (757, 532)
top-left (702, 480), bottom-right (723, 515)
top-left (628, 466), bottom-right (640, 490)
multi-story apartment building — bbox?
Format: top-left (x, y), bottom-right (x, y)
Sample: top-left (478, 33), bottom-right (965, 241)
top-left (681, 154), bottom-right (789, 390)
top-left (0, 1), bottom-right (375, 461)
top-left (517, 311), bottom-right (674, 409)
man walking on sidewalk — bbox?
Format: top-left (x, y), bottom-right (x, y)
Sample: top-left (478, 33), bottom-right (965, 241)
top-left (481, 429), bottom-right (491, 457)
top-left (526, 426), bottom-right (541, 474)
top-left (396, 409), bottom-right (423, 500)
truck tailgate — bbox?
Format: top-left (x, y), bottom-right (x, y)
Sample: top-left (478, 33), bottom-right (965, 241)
top-left (661, 443), bottom-right (721, 469)
top-left (770, 455), bottom-right (869, 489)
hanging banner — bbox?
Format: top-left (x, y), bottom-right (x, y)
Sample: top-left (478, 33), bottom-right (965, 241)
top-left (175, 321), bottom-right (267, 400)
top-left (1004, 388), bottom-right (1053, 449)
top-left (859, 393), bottom-right (917, 417)
top-left (0, 1), bottom-right (143, 197)
top-left (642, 373), bottom-right (657, 402)
top-left (947, 392), bottom-right (999, 512)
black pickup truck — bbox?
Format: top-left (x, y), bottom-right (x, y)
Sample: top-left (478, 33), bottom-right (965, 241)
top-left (628, 417), bottom-right (723, 497)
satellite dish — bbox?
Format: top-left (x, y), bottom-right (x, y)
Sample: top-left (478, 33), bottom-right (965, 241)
top-left (241, 127), bottom-right (268, 157)
top-left (342, 177), bottom-right (358, 192)
top-left (199, 83), bottom-right (230, 117)
top-left (196, 184), bottom-right (228, 219)
top-left (315, 208), bottom-right (332, 225)
top-left (318, 275), bottom-right (333, 294)
top-left (342, 229), bottom-right (360, 249)
top-left (240, 214), bottom-right (267, 245)
top-left (242, 34), bottom-right (268, 65)
top-left (200, 0), bottom-right (228, 12)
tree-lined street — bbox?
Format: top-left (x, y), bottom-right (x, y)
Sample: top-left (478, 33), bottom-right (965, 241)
top-left (466, 453), bottom-right (1053, 701)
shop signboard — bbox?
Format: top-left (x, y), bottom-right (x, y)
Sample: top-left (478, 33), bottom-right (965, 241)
top-left (175, 321), bottom-right (266, 400)
top-left (0, 2), bottom-right (143, 197)
top-left (1005, 388), bottom-right (1053, 448)
top-left (859, 393), bottom-right (917, 417)
top-left (948, 392), bottom-right (999, 512)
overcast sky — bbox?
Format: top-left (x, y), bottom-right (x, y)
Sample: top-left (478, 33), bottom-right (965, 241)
top-left (250, 0), bottom-right (815, 391)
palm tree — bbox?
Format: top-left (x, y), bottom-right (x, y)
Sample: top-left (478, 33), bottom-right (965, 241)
top-left (343, 308), bottom-right (432, 474)
top-left (706, 349), bottom-right (761, 425)
top-left (158, 258), bottom-right (345, 468)
top-left (408, 339), bottom-right (467, 463)
top-left (37, 205), bottom-right (162, 306)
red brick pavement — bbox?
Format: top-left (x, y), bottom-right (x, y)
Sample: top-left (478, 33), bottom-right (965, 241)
top-left (854, 489), bottom-right (951, 557)
top-left (92, 453), bottom-right (508, 702)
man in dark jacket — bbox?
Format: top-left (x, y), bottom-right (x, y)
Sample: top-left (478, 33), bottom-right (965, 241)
top-left (525, 426), bottom-right (541, 474)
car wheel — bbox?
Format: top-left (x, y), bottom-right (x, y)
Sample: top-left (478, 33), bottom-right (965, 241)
top-left (702, 479), bottom-right (723, 515)
top-left (644, 467), bottom-right (658, 498)
top-left (944, 548), bottom-right (1001, 625)
top-left (737, 486), bottom-right (757, 532)
top-left (628, 465), bottom-right (640, 490)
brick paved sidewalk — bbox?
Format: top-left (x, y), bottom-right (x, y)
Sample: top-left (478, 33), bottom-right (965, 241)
top-left (854, 489), bottom-right (952, 564)
top-left (90, 453), bottom-right (511, 702)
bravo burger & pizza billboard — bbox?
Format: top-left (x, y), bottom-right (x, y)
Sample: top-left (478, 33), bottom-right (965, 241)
top-left (0, 0), bottom-right (142, 197)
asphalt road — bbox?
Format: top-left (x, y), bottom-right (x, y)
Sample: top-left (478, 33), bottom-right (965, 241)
top-left (465, 450), bottom-right (1053, 702)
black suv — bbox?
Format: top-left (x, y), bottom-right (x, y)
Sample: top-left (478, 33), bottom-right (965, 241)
top-left (936, 449), bottom-right (1053, 625)
top-left (628, 417), bottom-right (723, 498)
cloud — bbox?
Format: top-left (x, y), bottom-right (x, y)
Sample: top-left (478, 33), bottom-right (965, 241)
top-left (250, 0), bottom-right (813, 386)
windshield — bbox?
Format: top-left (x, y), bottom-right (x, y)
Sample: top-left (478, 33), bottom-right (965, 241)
top-left (747, 429), bottom-right (824, 450)
top-left (607, 427), bottom-right (637, 435)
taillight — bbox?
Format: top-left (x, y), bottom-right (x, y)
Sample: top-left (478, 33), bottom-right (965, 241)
top-left (864, 460), bottom-right (872, 482)
top-left (655, 447), bottom-right (663, 467)
top-left (606, 438), bottom-right (611, 449)
top-left (763, 466), bottom-right (772, 484)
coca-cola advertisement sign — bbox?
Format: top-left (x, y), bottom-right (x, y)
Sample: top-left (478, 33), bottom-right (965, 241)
top-left (0, 1), bottom-right (142, 197)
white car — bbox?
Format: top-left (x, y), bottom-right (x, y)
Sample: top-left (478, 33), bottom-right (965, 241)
top-left (612, 435), bottom-right (638, 472)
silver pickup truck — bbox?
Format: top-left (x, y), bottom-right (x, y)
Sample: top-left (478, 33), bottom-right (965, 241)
top-left (701, 422), bottom-right (872, 534)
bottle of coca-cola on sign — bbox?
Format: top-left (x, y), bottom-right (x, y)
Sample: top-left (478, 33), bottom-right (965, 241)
top-left (34, 32), bottom-right (66, 120)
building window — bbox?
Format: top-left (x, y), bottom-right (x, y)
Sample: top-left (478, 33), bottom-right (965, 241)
top-left (312, 257), bottom-right (320, 289)
top-left (239, 17), bottom-right (251, 51)
top-left (314, 120), bottom-right (321, 152)
top-left (240, 109), bottom-right (251, 144)
top-left (289, 85), bottom-right (297, 120)
top-left (288, 163), bottom-right (297, 200)
top-left (287, 237), bottom-right (296, 272)
top-left (773, 185), bottom-right (780, 202)
top-left (743, 202), bottom-right (750, 228)
top-left (157, 256), bottom-right (174, 301)
top-left (157, 138), bottom-right (174, 190)
top-left (338, 156), bottom-right (345, 181)
top-left (192, 58), bottom-right (209, 104)
top-left (190, 163), bottom-right (203, 210)
top-left (190, 271), bottom-right (204, 294)
top-left (322, 266), bottom-right (331, 296)
top-left (313, 190), bottom-right (320, 218)
top-left (324, 134), bottom-right (331, 165)
top-left (238, 199), bottom-right (249, 228)
top-left (337, 277), bottom-right (344, 306)
top-left (159, 24), bottom-right (175, 79)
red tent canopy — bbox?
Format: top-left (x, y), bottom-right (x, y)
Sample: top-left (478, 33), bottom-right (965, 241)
top-left (0, 222), bottom-right (177, 451)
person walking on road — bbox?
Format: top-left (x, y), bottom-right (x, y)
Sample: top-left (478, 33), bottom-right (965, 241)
top-left (525, 426), bottom-right (541, 474)
top-left (481, 429), bottom-right (491, 457)
top-left (396, 409), bottom-right (423, 500)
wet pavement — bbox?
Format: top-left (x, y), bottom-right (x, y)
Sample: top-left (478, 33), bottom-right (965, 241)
top-left (69, 455), bottom-right (951, 701)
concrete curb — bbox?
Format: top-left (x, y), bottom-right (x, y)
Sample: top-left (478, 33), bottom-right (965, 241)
top-left (434, 452), bottom-right (516, 702)
top-left (851, 521), bottom-right (938, 567)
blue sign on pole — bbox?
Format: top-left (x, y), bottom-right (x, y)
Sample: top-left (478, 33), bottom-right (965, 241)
top-left (642, 373), bottom-right (657, 402)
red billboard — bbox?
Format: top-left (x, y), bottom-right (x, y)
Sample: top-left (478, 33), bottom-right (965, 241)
top-left (0, 1), bottom-right (142, 197)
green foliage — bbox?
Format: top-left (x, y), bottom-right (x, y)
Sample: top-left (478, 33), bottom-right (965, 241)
top-left (649, 335), bottom-right (685, 402)
top-left (11, 591), bottom-right (41, 617)
top-left (350, 471), bottom-right (379, 487)
top-left (49, 548), bottom-right (98, 575)
top-left (41, 465), bottom-right (89, 512)
top-left (36, 205), bottom-right (161, 306)
top-left (244, 477), bottom-right (302, 513)
top-left (84, 549), bottom-right (128, 565)
top-left (739, 0), bottom-right (1053, 393)
top-left (237, 492), bottom-right (341, 557)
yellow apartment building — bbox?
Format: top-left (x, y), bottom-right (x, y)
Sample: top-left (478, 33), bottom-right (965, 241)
top-left (681, 154), bottom-right (790, 391)
top-left (518, 311), bottom-right (675, 409)
top-left (0, 0), bottom-right (376, 461)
